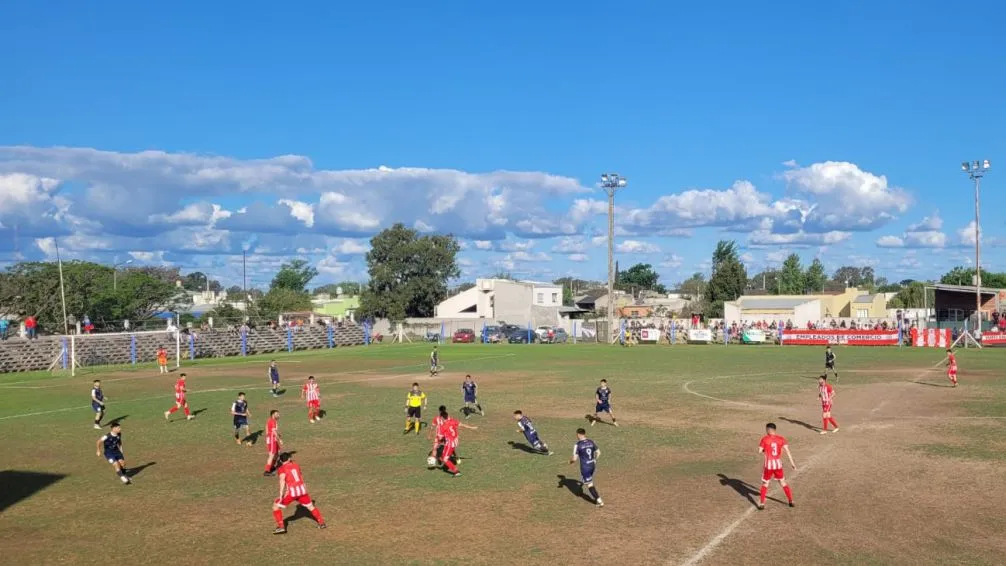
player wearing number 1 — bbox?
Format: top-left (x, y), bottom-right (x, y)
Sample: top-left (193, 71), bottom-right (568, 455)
top-left (271, 453), bottom-right (327, 534)
top-left (757, 423), bottom-right (796, 510)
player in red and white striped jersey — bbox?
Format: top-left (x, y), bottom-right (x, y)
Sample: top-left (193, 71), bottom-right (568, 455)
top-left (946, 348), bottom-right (958, 387)
top-left (264, 410), bottom-right (282, 476)
top-left (301, 376), bottom-right (323, 423)
top-left (271, 453), bottom-right (326, 534)
top-left (818, 376), bottom-right (839, 434)
top-left (757, 423), bottom-right (796, 510)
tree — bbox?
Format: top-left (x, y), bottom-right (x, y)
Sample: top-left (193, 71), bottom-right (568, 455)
top-left (206, 302), bottom-right (244, 323)
top-left (778, 254), bottom-right (804, 294)
top-left (804, 259), bottom-right (827, 293)
top-left (831, 266), bottom-right (864, 288)
top-left (257, 287), bottom-right (314, 318)
top-left (313, 282), bottom-right (362, 297)
top-left (562, 285), bottom-right (574, 306)
top-left (359, 224), bottom-right (461, 321)
top-left (616, 263), bottom-right (667, 294)
top-left (940, 266), bottom-right (1006, 289)
top-left (225, 285), bottom-right (244, 297)
top-left (181, 271), bottom-right (222, 293)
top-left (128, 266), bottom-right (181, 286)
top-left (270, 259), bottom-right (319, 293)
top-left (886, 281), bottom-right (934, 309)
top-left (747, 270), bottom-right (779, 293)
top-left (877, 283), bottom-right (903, 293)
top-left (677, 273), bottom-right (706, 298)
top-left (707, 240), bottom-right (747, 317)
top-left (0, 261), bottom-right (183, 332)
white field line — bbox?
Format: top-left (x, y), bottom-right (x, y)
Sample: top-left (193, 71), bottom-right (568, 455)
top-left (0, 353), bottom-right (516, 390)
top-left (0, 353), bottom-right (516, 421)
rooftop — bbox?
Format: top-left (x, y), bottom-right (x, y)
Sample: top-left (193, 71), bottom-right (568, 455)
top-left (853, 294), bottom-right (878, 303)
top-left (735, 297), bottom-right (817, 309)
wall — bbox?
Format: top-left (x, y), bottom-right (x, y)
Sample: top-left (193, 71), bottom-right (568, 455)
top-left (0, 324), bottom-right (366, 373)
top-left (434, 287), bottom-right (484, 319)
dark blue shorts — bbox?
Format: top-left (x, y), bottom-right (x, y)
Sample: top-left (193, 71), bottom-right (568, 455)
top-left (271, 378), bottom-right (280, 385)
top-left (580, 464), bottom-right (595, 484)
top-left (92, 402), bottom-right (104, 413)
top-left (105, 451), bottom-right (123, 463)
top-left (595, 402), bottom-right (611, 414)
top-left (525, 431), bottom-right (541, 448)
top-left (233, 418), bottom-right (248, 429)
top-left (464, 395), bottom-right (476, 404)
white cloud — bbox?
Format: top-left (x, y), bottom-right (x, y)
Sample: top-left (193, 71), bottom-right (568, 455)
top-left (624, 180), bottom-right (776, 231)
top-left (331, 239), bottom-right (369, 255)
top-left (552, 237), bottom-right (586, 254)
top-left (473, 240), bottom-right (493, 250)
top-left (615, 240), bottom-right (661, 254)
top-left (660, 254), bottom-right (684, 268)
top-left (277, 199), bottom-right (314, 227)
top-left (908, 213), bottom-right (943, 232)
top-left (781, 161), bottom-right (911, 232)
top-left (568, 253), bottom-right (589, 262)
top-left (958, 220), bottom-right (978, 246)
top-left (876, 235), bottom-right (905, 248)
top-left (749, 230), bottom-right (851, 246)
top-left (508, 250), bottom-right (552, 262)
top-left (590, 235), bottom-right (607, 247)
top-left (498, 239), bottom-right (535, 252)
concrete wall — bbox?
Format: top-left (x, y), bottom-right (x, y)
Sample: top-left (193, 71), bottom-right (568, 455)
top-left (435, 287), bottom-right (484, 318)
top-left (0, 324), bottom-right (366, 373)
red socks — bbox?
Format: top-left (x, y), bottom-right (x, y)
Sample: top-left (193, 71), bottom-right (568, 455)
top-left (168, 406), bottom-right (178, 414)
top-left (759, 486), bottom-right (767, 504)
top-left (183, 406), bottom-right (190, 417)
top-left (308, 407), bottom-right (315, 421)
top-left (783, 485), bottom-right (793, 503)
top-left (822, 418), bottom-right (829, 431)
top-left (444, 458), bottom-right (458, 473)
top-left (265, 462), bottom-right (273, 473)
top-left (829, 418), bottom-right (838, 428)
top-left (273, 509), bottom-right (284, 528)
top-left (311, 508), bottom-right (324, 524)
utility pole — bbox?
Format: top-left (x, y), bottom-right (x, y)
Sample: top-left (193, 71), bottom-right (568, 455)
top-left (962, 160), bottom-right (990, 330)
top-left (601, 173), bottom-right (627, 343)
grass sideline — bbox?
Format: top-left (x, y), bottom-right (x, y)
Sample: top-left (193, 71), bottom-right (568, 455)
top-left (1, 344), bottom-right (1005, 565)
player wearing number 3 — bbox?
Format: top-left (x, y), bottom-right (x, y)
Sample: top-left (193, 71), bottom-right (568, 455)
top-left (757, 423), bottom-right (796, 510)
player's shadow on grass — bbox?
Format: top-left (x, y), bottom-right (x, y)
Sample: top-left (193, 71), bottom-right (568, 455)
top-left (105, 415), bottom-right (128, 426)
top-left (245, 430), bottom-right (263, 445)
top-left (910, 380), bottom-right (953, 388)
top-left (556, 475), bottom-right (594, 504)
top-left (717, 474), bottom-right (785, 508)
top-left (779, 417), bottom-right (819, 432)
top-left (585, 415), bottom-right (615, 426)
top-left (191, 409), bottom-right (208, 417)
top-left (273, 389), bottom-right (287, 396)
top-left (508, 441), bottom-right (540, 454)
top-left (126, 462), bottom-right (156, 478)
top-left (0, 470), bottom-right (68, 512)
top-left (285, 501), bottom-right (321, 525)
top-left (317, 409), bottom-right (327, 420)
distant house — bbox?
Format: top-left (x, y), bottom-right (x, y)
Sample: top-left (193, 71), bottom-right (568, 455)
top-left (724, 287), bottom-right (886, 325)
top-left (435, 278), bottom-right (563, 327)
top-left (312, 294), bottom-right (359, 321)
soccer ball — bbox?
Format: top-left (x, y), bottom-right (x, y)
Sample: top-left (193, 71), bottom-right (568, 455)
top-left (426, 456), bottom-right (437, 467)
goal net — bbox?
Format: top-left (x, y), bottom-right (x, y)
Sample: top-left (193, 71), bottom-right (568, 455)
top-left (49, 329), bottom-right (182, 377)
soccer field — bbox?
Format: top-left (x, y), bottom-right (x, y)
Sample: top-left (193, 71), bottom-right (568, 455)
top-left (1, 343), bottom-right (1004, 565)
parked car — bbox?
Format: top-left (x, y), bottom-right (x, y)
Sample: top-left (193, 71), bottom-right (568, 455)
top-left (483, 325), bottom-right (503, 343)
top-left (535, 326), bottom-right (553, 342)
top-left (452, 329), bottom-right (476, 343)
top-left (507, 328), bottom-right (538, 343)
top-left (551, 328), bottom-right (569, 343)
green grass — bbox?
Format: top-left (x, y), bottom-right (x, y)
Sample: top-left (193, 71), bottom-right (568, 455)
top-left (2, 343), bottom-right (1005, 565)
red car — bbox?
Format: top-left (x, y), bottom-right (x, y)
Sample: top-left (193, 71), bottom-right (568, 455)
top-left (452, 329), bottom-right (476, 343)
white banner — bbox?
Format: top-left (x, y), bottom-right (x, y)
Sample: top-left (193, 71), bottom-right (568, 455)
top-left (687, 328), bottom-right (713, 343)
top-left (639, 329), bottom-right (661, 343)
top-left (742, 329), bottom-right (766, 343)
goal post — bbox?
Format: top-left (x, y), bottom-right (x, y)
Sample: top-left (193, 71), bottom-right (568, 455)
top-left (55, 329), bottom-right (183, 377)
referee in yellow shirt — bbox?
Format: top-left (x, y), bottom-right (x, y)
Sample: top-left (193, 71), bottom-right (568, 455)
top-left (405, 382), bottom-right (427, 435)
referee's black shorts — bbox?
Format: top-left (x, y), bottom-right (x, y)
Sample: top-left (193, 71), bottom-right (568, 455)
top-left (407, 406), bottom-right (421, 419)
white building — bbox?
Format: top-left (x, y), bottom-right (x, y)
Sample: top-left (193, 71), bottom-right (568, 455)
top-left (435, 278), bottom-right (563, 326)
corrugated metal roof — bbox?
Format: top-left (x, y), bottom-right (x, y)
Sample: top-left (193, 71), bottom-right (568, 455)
top-left (853, 294), bottom-right (877, 303)
top-left (737, 297), bottom-right (816, 309)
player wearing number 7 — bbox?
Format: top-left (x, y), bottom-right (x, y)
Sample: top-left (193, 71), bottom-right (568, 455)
top-left (757, 423), bottom-right (796, 510)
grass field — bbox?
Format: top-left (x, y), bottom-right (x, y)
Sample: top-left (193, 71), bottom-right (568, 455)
top-left (1, 343), bottom-right (1005, 565)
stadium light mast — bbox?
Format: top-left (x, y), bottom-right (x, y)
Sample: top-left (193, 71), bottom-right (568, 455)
top-left (600, 173), bottom-right (627, 344)
top-left (112, 259), bottom-right (133, 291)
top-left (962, 159), bottom-right (991, 330)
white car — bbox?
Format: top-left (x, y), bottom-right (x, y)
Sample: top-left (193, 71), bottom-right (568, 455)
top-left (535, 326), bottom-right (553, 342)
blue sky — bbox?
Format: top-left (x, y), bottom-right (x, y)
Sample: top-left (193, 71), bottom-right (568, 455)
top-left (2, 1), bottom-right (1004, 289)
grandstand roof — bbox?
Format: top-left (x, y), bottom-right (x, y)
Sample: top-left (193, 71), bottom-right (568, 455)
top-left (736, 297), bottom-right (816, 309)
top-left (853, 294), bottom-right (878, 303)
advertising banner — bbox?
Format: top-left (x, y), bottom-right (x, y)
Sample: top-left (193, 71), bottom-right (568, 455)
top-left (687, 328), bottom-right (713, 344)
top-left (981, 331), bottom-right (1006, 345)
top-left (639, 329), bottom-right (661, 343)
top-left (742, 329), bottom-right (767, 344)
top-left (782, 329), bottom-right (899, 346)
top-left (910, 327), bottom-right (952, 348)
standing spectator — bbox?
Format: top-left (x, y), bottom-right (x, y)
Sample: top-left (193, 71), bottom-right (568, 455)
top-left (25, 315), bottom-right (37, 339)
top-left (0, 317), bottom-right (8, 341)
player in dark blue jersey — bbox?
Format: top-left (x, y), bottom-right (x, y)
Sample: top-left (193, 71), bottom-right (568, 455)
top-left (591, 379), bottom-right (618, 427)
top-left (268, 361), bottom-right (280, 397)
top-left (461, 375), bottom-right (484, 418)
top-left (570, 428), bottom-right (602, 506)
top-left (430, 346), bottom-right (440, 377)
top-left (91, 380), bottom-right (106, 429)
top-left (512, 410), bottom-right (553, 455)
top-left (231, 392), bottom-right (251, 445)
top-left (96, 422), bottom-right (130, 485)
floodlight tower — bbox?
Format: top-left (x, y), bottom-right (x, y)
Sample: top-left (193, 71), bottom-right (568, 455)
top-left (601, 173), bottom-right (627, 344)
top-left (961, 160), bottom-right (991, 330)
